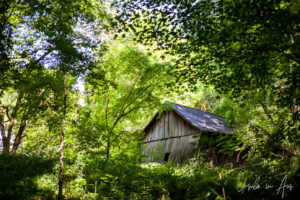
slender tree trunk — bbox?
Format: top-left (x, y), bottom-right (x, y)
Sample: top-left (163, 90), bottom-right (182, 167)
top-left (11, 120), bottom-right (27, 153)
top-left (0, 101), bottom-right (9, 153)
top-left (218, 172), bottom-right (226, 200)
top-left (58, 75), bottom-right (67, 200)
top-left (6, 117), bottom-right (15, 150)
top-left (58, 117), bottom-right (65, 200)
top-left (106, 141), bottom-right (110, 159)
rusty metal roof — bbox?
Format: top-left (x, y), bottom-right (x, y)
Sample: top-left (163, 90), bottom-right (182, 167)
top-left (145, 101), bottom-right (233, 134)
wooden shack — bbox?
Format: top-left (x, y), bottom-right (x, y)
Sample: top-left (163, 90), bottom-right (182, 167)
top-left (142, 101), bottom-right (235, 164)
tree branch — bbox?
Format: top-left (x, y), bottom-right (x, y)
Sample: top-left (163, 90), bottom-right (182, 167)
top-left (105, 96), bottom-right (110, 133)
top-left (261, 103), bottom-right (274, 124)
top-left (26, 47), bottom-right (55, 68)
top-left (112, 76), bottom-right (139, 123)
top-left (3, 105), bottom-right (11, 121)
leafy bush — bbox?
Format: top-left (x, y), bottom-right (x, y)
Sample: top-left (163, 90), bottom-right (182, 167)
top-left (0, 153), bottom-right (55, 200)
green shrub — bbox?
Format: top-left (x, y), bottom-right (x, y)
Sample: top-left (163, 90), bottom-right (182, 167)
top-left (0, 153), bottom-right (55, 200)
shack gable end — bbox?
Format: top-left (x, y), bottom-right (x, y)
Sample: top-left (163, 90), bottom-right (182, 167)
top-left (144, 110), bottom-right (201, 142)
top-left (142, 110), bottom-right (201, 163)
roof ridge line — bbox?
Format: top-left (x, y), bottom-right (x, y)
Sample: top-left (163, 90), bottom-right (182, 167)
top-left (165, 101), bottom-right (225, 120)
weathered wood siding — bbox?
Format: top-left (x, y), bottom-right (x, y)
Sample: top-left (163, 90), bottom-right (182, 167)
top-left (142, 110), bottom-right (201, 163)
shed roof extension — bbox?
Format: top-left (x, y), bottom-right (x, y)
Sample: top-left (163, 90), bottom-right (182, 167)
top-left (144, 101), bottom-right (233, 134)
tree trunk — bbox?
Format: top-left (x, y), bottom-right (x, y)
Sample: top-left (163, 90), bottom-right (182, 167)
top-left (11, 120), bottom-right (27, 153)
top-left (6, 118), bottom-right (15, 150)
top-left (106, 142), bottom-right (110, 159)
top-left (2, 137), bottom-right (10, 153)
top-left (0, 93), bottom-right (23, 153)
top-left (0, 101), bottom-right (9, 153)
top-left (58, 76), bottom-right (67, 200)
top-left (58, 117), bottom-right (65, 200)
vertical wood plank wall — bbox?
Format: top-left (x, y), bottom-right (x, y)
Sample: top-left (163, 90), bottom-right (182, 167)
top-left (142, 111), bottom-right (201, 163)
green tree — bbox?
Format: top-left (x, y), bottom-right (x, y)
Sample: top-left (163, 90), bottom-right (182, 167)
top-left (18, 72), bottom-right (88, 199)
top-left (0, 69), bottom-right (55, 153)
top-left (0, 0), bottom-right (109, 153)
top-left (116, 0), bottom-right (300, 159)
top-left (79, 39), bottom-right (174, 158)
top-left (0, 1), bottom-right (111, 198)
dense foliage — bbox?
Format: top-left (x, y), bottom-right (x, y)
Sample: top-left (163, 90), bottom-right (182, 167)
top-left (0, 153), bottom-right (55, 199)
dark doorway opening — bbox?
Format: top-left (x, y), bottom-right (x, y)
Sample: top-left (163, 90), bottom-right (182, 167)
top-left (164, 153), bottom-right (170, 162)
